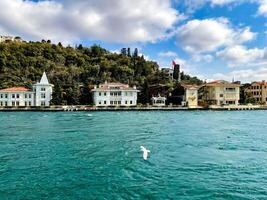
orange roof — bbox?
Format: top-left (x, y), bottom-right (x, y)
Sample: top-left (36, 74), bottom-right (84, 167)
top-left (252, 81), bottom-right (267, 86)
top-left (0, 87), bottom-right (30, 92)
top-left (206, 80), bottom-right (240, 86)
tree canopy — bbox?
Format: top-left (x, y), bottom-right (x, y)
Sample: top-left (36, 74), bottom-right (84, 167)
top-left (0, 40), bottom-right (203, 105)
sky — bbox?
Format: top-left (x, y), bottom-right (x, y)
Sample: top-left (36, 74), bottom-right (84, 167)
top-left (0, 0), bottom-right (267, 83)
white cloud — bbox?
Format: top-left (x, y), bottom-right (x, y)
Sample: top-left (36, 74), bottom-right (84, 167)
top-left (217, 45), bottom-right (267, 67)
top-left (158, 51), bottom-right (177, 57)
top-left (176, 18), bottom-right (256, 53)
top-left (210, 0), bottom-right (238, 6)
top-left (192, 54), bottom-right (213, 63)
top-left (258, 0), bottom-right (267, 16)
top-left (179, 0), bottom-right (245, 13)
top-left (0, 0), bottom-right (181, 44)
top-left (213, 67), bottom-right (267, 82)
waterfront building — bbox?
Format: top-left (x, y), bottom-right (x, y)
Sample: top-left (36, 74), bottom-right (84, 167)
top-left (182, 85), bottom-right (200, 108)
top-left (0, 36), bottom-right (23, 43)
top-left (151, 95), bottom-right (166, 106)
top-left (0, 72), bottom-right (53, 107)
top-left (92, 82), bottom-right (139, 107)
top-left (200, 80), bottom-right (240, 106)
top-left (245, 81), bottom-right (267, 104)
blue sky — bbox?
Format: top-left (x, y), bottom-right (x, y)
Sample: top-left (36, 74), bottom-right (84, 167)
top-left (0, 0), bottom-right (267, 82)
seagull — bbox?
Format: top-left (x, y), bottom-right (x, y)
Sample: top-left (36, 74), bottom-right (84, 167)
top-left (140, 146), bottom-right (150, 160)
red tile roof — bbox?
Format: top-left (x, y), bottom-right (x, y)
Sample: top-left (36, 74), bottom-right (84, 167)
top-left (206, 80), bottom-right (240, 86)
top-left (0, 87), bottom-right (30, 92)
top-left (252, 81), bottom-right (267, 86)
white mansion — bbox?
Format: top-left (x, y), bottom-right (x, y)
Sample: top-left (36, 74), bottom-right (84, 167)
top-left (0, 72), bottom-right (53, 107)
top-left (92, 82), bottom-right (139, 106)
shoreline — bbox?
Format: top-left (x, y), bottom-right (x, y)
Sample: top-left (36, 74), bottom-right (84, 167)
top-left (0, 105), bottom-right (267, 112)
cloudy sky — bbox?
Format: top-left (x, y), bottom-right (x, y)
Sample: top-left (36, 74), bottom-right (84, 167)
top-left (0, 0), bottom-right (267, 82)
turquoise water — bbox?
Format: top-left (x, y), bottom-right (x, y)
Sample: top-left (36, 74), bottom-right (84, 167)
top-left (1, 111), bottom-right (267, 199)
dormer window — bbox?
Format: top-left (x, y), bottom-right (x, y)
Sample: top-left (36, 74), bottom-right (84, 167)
top-left (41, 88), bottom-right (46, 91)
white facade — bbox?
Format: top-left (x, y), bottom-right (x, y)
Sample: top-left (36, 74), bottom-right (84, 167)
top-left (0, 72), bottom-right (53, 107)
top-left (0, 36), bottom-right (22, 43)
top-left (151, 95), bottom-right (166, 106)
top-left (92, 82), bottom-right (139, 106)
top-left (33, 72), bottom-right (53, 106)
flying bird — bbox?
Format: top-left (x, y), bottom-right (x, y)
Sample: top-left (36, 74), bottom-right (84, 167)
top-left (140, 146), bottom-right (150, 160)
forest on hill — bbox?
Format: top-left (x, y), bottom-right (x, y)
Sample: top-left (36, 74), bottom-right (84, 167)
top-left (0, 40), bottom-right (202, 105)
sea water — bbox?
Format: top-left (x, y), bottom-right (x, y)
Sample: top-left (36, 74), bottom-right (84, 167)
top-left (1, 111), bottom-right (267, 199)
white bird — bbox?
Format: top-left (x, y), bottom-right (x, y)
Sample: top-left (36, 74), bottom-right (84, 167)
top-left (140, 146), bottom-right (150, 160)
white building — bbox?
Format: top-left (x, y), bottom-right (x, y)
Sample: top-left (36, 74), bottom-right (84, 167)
top-left (151, 95), bottom-right (166, 106)
top-left (0, 72), bottom-right (53, 107)
top-left (161, 68), bottom-right (173, 78)
top-left (0, 36), bottom-right (23, 43)
top-left (92, 82), bottom-right (139, 106)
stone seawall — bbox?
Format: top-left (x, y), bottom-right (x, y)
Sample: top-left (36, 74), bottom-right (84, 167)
top-left (0, 105), bottom-right (267, 112)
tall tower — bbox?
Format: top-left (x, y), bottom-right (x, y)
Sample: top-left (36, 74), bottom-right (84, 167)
top-left (33, 72), bottom-right (53, 106)
top-left (173, 64), bottom-right (180, 81)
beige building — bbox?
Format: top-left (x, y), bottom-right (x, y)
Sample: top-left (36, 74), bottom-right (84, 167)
top-left (182, 85), bottom-right (200, 108)
top-left (245, 81), bottom-right (267, 104)
top-left (201, 80), bottom-right (240, 106)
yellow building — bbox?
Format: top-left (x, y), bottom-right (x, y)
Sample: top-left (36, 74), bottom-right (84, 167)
top-left (201, 80), bottom-right (240, 106)
top-left (181, 85), bottom-right (200, 108)
top-left (245, 81), bottom-right (267, 104)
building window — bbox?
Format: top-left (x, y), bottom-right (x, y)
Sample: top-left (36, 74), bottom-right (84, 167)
top-left (12, 101), bottom-right (15, 106)
top-left (41, 88), bottom-right (46, 91)
top-left (25, 94), bottom-right (27, 98)
top-left (41, 93), bottom-right (46, 98)
top-left (220, 94), bottom-right (223, 97)
top-left (125, 101), bottom-right (128, 105)
top-left (99, 92), bottom-right (101, 96)
top-left (29, 94), bottom-right (32, 98)
top-left (16, 94), bottom-right (19, 98)
top-left (41, 101), bottom-right (46, 106)
top-left (118, 101), bottom-right (121, 105)
top-left (29, 101), bottom-right (31, 106)
top-left (16, 101), bottom-right (19, 106)
top-left (5, 102), bottom-right (7, 106)
top-left (25, 102), bottom-right (27, 107)
top-left (12, 94), bottom-right (15, 98)
top-left (104, 92), bottom-right (106, 96)
top-left (110, 101), bottom-right (113, 105)
top-left (99, 101), bottom-right (101, 105)
top-left (0, 102), bottom-right (3, 106)
top-left (104, 101), bottom-right (106, 105)
top-left (226, 88), bottom-right (235, 92)
top-left (5, 94), bottom-right (7, 98)
top-left (0, 94), bottom-right (3, 98)
top-left (130, 101), bottom-right (133, 105)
